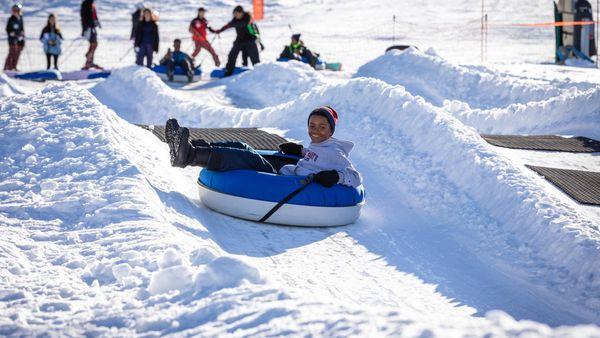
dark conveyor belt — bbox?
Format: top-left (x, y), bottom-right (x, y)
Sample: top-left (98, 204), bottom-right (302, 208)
top-left (139, 125), bottom-right (288, 151)
top-left (482, 135), bottom-right (600, 153)
top-left (526, 165), bottom-right (600, 206)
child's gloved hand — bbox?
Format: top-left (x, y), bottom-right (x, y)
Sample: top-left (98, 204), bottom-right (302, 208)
top-left (314, 170), bottom-right (339, 188)
top-left (278, 142), bottom-right (303, 157)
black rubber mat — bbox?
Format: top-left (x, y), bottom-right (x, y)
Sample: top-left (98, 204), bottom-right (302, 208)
top-left (526, 165), bottom-right (600, 206)
top-left (481, 135), bottom-right (600, 153)
top-left (139, 125), bottom-right (287, 150)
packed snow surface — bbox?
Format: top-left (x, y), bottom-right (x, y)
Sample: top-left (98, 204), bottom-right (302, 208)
top-left (2, 0), bottom-right (600, 336)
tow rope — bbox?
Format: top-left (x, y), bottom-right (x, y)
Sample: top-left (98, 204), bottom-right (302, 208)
top-left (258, 175), bottom-right (313, 223)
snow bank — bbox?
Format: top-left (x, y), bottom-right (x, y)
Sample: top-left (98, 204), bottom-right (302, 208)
top-left (225, 61), bottom-right (325, 107)
top-left (91, 63), bottom-right (324, 124)
top-left (355, 48), bottom-right (563, 109)
top-left (0, 73), bottom-right (24, 98)
top-left (0, 84), bottom-right (264, 335)
top-left (444, 87), bottom-right (600, 139)
top-left (355, 49), bottom-right (600, 138)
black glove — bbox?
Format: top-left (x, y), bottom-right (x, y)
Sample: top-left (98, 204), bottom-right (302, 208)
top-left (314, 170), bottom-right (339, 188)
top-left (279, 142), bottom-right (303, 157)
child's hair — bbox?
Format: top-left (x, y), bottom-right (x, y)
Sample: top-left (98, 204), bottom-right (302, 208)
top-left (142, 7), bottom-right (157, 22)
top-left (173, 39), bottom-right (181, 44)
top-left (46, 13), bottom-right (60, 31)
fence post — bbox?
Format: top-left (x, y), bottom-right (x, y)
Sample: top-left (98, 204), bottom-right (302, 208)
top-left (393, 15), bottom-right (396, 45)
top-left (481, 0), bottom-right (485, 62)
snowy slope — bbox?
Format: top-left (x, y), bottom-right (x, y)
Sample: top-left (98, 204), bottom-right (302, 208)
top-left (89, 65), bottom-right (600, 323)
top-left (4, 83), bottom-right (600, 336)
top-left (0, 73), bottom-right (24, 98)
top-left (356, 49), bottom-right (600, 139)
top-left (2, 0), bottom-right (600, 335)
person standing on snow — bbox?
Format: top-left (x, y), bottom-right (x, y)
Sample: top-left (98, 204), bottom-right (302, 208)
top-left (39, 14), bottom-right (63, 70)
top-left (159, 39), bottom-right (195, 82)
top-left (135, 8), bottom-right (159, 68)
top-left (213, 5), bottom-right (260, 77)
top-left (4, 3), bottom-right (25, 71)
top-left (189, 7), bottom-right (220, 67)
top-left (131, 2), bottom-right (146, 41)
top-left (80, 0), bottom-right (102, 70)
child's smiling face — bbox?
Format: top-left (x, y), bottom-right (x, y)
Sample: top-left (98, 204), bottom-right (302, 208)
top-left (308, 115), bottom-right (332, 144)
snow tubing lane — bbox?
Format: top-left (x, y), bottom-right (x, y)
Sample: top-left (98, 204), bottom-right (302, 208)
top-left (152, 65), bottom-right (202, 82)
top-left (197, 169), bottom-right (365, 226)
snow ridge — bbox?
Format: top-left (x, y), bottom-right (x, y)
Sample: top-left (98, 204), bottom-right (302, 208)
top-left (356, 48), bottom-right (563, 109)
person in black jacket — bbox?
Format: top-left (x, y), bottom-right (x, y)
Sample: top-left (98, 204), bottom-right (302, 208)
top-left (135, 8), bottom-right (159, 68)
top-left (81, 0), bottom-right (101, 69)
top-left (131, 3), bottom-right (146, 41)
top-left (4, 4), bottom-right (25, 71)
top-left (279, 33), bottom-right (319, 68)
top-left (213, 5), bottom-right (260, 77)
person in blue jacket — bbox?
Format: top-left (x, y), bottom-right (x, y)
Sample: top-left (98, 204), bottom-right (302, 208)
top-left (39, 14), bottom-right (63, 70)
top-left (159, 39), bottom-right (195, 82)
top-left (135, 8), bottom-right (159, 68)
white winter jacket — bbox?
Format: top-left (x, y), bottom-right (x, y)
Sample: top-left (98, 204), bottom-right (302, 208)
top-left (279, 137), bottom-right (363, 188)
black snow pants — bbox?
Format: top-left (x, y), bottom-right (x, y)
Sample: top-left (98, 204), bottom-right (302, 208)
top-left (225, 41), bottom-right (259, 76)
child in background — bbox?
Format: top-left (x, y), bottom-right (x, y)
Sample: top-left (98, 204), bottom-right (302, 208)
top-left (40, 14), bottom-right (63, 70)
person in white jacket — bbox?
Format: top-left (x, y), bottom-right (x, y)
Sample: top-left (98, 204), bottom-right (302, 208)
top-left (166, 106), bottom-right (363, 188)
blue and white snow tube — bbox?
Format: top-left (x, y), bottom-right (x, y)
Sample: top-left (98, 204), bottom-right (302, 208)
top-left (152, 65), bottom-right (201, 82)
top-left (209, 67), bottom-right (249, 79)
top-left (12, 69), bottom-right (61, 81)
top-left (197, 169), bottom-right (365, 226)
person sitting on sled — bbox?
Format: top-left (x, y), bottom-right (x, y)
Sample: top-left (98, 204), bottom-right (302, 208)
top-left (165, 106), bottom-right (362, 188)
top-left (159, 39), bottom-right (195, 82)
top-left (279, 33), bottom-right (319, 68)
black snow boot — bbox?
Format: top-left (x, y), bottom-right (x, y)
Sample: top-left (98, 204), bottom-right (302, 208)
top-left (166, 119), bottom-right (191, 168)
top-left (165, 118), bottom-right (179, 146)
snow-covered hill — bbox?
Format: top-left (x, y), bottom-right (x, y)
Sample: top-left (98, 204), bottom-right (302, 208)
top-left (2, 0), bottom-right (600, 336)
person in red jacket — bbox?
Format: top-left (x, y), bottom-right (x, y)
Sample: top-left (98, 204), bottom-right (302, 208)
top-left (189, 7), bottom-right (220, 66)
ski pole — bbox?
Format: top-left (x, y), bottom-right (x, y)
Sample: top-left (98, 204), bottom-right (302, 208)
top-left (197, 34), bottom-right (218, 66)
top-left (60, 37), bottom-right (83, 66)
top-left (117, 45), bottom-right (134, 63)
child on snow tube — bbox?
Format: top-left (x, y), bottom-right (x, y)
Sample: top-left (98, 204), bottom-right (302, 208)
top-left (159, 39), bottom-right (195, 82)
top-left (166, 106), bottom-right (362, 188)
top-left (279, 33), bottom-right (319, 68)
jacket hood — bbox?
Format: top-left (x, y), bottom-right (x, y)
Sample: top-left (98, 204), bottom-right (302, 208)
top-left (311, 137), bottom-right (354, 155)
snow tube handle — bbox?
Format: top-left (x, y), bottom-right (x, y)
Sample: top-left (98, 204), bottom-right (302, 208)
top-left (258, 175), bottom-right (314, 223)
